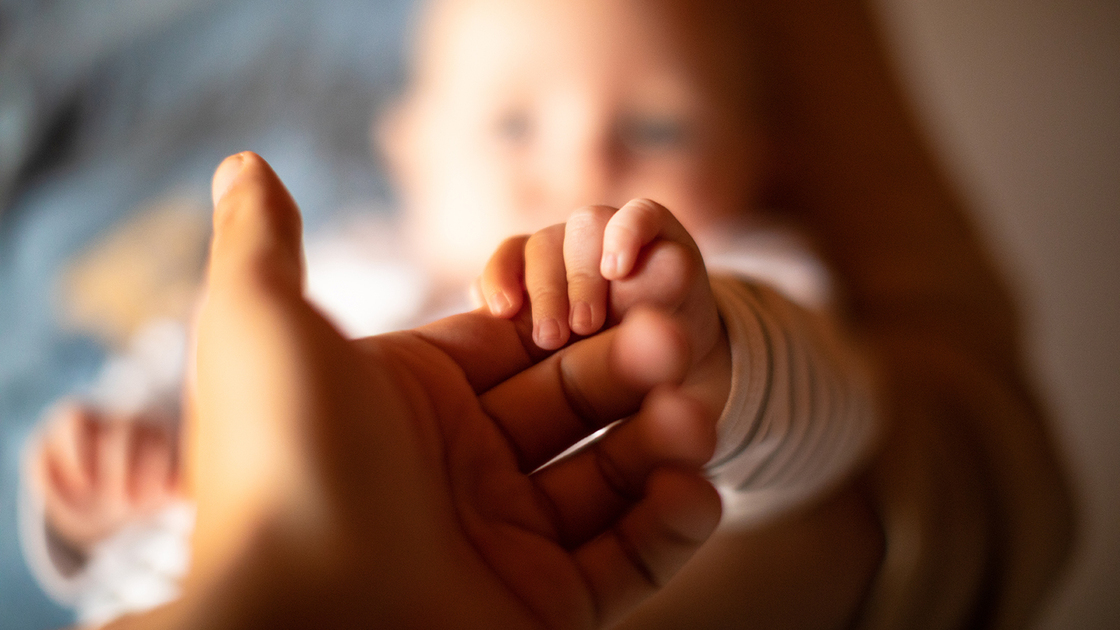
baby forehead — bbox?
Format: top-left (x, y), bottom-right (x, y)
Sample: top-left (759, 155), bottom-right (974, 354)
top-left (414, 0), bottom-right (751, 72)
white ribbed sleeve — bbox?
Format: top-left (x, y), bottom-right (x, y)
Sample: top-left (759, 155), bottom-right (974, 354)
top-left (706, 275), bottom-right (880, 527)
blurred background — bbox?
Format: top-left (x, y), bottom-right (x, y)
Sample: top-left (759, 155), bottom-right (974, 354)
top-left (0, 0), bottom-right (1115, 627)
top-left (870, 1), bottom-right (1119, 627)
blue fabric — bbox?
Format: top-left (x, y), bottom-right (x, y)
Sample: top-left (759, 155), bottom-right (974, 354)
top-left (0, 1), bottom-right (413, 626)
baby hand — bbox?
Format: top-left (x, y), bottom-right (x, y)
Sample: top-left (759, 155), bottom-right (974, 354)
top-left (477, 198), bottom-right (731, 417)
top-left (31, 402), bottom-right (180, 552)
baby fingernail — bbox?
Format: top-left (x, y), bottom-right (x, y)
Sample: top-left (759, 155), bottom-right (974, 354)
top-left (601, 252), bottom-right (619, 278)
top-left (571, 301), bottom-right (593, 333)
top-left (536, 318), bottom-right (562, 348)
top-left (489, 291), bottom-right (512, 316)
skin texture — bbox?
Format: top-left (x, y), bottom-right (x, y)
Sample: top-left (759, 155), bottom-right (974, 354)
top-left (105, 153), bottom-right (724, 630)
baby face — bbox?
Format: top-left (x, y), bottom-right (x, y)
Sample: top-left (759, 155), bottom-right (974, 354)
top-left (385, 0), bottom-right (761, 283)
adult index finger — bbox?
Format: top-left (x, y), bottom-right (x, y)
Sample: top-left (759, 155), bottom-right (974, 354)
top-left (479, 308), bottom-right (690, 473)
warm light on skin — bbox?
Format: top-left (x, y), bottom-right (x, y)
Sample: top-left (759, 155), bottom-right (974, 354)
top-left (382, 0), bottom-right (763, 288)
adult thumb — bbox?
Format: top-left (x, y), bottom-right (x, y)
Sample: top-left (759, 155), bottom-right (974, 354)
top-left (207, 152), bottom-right (304, 299)
top-left (187, 152), bottom-right (312, 581)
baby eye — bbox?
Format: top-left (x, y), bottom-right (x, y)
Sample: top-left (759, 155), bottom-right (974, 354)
top-left (618, 115), bottom-right (689, 152)
top-left (493, 110), bottom-right (533, 147)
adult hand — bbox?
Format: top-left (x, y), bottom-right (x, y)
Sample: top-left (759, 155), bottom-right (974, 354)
top-left (111, 152), bottom-right (721, 630)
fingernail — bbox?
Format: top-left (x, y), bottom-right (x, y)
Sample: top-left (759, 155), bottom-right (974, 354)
top-left (535, 318), bottom-right (562, 348)
top-left (211, 153), bottom-right (247, 206)
top-left (571, 301), bottom-right (593, 333)
top-left (489, 291), bottom-right (512, 316)
top-left (601, 252), bottom-right (619, 278)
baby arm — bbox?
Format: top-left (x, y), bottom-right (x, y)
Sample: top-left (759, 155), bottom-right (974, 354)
top-left (477, 198), bottom-right (732, 422)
